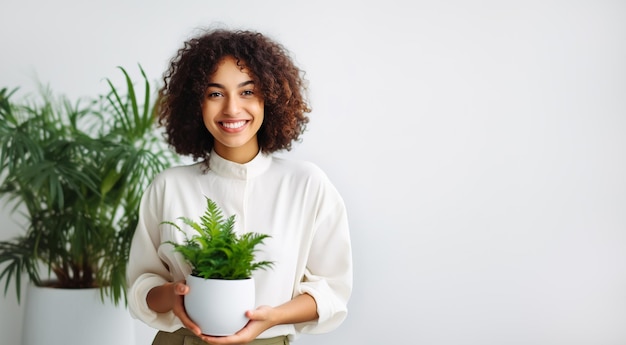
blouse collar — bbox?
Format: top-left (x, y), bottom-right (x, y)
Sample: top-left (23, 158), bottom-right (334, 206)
top-left (207, 149), bottom-right (272, 180)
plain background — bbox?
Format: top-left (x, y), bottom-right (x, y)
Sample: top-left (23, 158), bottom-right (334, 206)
top-left (1, 1), bottom-right (625, 344)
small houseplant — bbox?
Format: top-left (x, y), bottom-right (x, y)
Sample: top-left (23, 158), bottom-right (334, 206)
top-left (0, 66), bottom-right (178, 345)
top-left (163, 196), bottom-right (273, 335)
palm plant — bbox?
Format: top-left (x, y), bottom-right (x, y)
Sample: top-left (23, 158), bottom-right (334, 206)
top-left (0, 66), bottom-right (178, 305)
top-left (164, 196), bottom-right (274, 280)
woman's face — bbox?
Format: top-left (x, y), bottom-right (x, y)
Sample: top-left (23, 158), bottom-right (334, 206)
top-left (202, 56), bottom-right (264, 163)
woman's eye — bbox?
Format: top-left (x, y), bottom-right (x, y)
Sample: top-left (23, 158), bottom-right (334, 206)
top-left (207, 91), bottom-right (222, 98)
top-left (242, 90), bottom-right (254, 96)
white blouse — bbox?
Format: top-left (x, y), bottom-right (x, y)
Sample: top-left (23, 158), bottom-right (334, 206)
top-left (126, 150), bottom-right (353, 340)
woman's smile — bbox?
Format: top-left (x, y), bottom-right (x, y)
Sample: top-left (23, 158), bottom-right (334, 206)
top-left (220, 120), bottom-right (249, 131)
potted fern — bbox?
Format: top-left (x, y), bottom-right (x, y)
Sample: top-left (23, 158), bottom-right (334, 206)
top-left (163, 196), bottom-right (274, 336)
top-left (0, 66), bottom-right (177, 345)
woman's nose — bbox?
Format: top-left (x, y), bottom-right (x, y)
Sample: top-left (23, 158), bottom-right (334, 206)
top-left (224, 96), bottom-right (241, 115)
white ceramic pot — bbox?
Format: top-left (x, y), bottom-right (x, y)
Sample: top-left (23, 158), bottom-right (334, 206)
top-left (185, 275), bottom-right (255, 336)
top-left (22, 283), bottom-right (134, 345)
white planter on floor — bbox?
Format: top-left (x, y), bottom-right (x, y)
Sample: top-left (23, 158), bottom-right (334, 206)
top-left (185, 275), bottom-right (255, 336)
top-left (22, 284), bottom-right (134, 345)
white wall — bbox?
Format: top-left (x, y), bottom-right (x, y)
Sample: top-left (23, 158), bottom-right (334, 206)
top-left (2, 1), bottom-right (626, 344)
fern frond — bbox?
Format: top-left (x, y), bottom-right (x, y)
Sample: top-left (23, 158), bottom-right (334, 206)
top-left (161, 196), bottom-right (274, 280)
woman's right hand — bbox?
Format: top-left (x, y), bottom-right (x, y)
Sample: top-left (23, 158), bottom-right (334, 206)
top-left (147, 280), bottom-right (203, 336)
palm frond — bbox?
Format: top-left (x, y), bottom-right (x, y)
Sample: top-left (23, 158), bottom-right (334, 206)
top-left (0, 66), bottom-right (179, 305)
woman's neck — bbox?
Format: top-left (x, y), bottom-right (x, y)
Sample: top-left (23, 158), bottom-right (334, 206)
top-left (213, 143), bottom-right (260, 164)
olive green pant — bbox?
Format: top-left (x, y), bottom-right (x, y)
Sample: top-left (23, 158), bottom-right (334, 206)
top-left (152, 328), bottom-right (289, 345)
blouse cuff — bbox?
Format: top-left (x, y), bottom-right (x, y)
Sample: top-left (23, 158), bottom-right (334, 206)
top-left (128, 274), bottom-right (182, 332)
top-left (296, 279), bottom-right (348, 334)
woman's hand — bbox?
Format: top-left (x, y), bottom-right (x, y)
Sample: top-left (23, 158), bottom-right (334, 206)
top-left (147, 280), bottom-right (203, 336)
top-left (198, 293), bottom-right (317, 344)
top-left (198, 306), bottom-right (275, 345)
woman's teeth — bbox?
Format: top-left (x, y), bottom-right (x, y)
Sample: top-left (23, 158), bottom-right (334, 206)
top-left (222, 120), bottom-right (246, 129)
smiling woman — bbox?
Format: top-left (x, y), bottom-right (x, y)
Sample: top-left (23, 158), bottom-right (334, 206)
top-left (126, 28), bottom-right (353, 345)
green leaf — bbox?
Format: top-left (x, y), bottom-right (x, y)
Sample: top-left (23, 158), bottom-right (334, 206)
top-left (100, 169), bottom-right (121, 196)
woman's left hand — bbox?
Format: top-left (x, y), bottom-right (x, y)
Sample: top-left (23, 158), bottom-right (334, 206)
top-left (199, 293), bottom-right (317, 344)
top-left (199, 305), bottom-right (276, 345)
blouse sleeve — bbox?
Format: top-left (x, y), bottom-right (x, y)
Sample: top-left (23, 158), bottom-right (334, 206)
top-left (126, 178), bottom-right (185, 332)
top-left (294, 181), bottom-right (353, 334)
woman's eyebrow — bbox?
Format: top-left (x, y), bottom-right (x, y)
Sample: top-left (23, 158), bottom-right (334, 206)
top-left (207, 80), bottom-right (255, 89)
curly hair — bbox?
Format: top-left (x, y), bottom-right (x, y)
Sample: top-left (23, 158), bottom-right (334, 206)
top-left (157, 28), bottom-right (311, 162)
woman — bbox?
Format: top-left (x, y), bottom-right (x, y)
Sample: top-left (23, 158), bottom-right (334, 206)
top-left (126, 28), bottom-right (353, 345)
